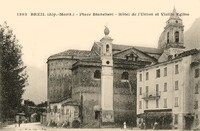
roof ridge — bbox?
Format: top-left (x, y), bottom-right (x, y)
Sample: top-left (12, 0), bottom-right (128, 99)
top-left (112, 43), bottom-right (162, 54)
top-left (48, 49), bottom-right (97, 60)
top-left (176, 48), bottom-right (200, 58)
top-left (113, 46), bottom-right (157, 62)
top-left (67, 49), bottom-right (91, 51)
top-left (51, 49), bottom-right (91, 55)
top-left (113, 43), bottom-right (158, 49)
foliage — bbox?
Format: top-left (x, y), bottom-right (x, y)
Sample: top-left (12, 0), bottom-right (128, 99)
top-left (0, 22), bottom-right (28, 121)
top-left (24, 99), bottom-right (36, 107)
top-left (20, 100), bottom-right (47, 122)
top-left (35, 101), bottom-right (47, 121)
top-left (36, 101), bottom-right (47, 107)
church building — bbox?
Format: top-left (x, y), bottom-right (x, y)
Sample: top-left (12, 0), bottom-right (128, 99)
top-left (46, 7), bottom-right (199, 129)
top-left (46, 27), bottom-right (161, 127)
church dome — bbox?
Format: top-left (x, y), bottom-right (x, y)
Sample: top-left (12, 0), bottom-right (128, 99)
top-left (158, 30), bottom-right (166, 50)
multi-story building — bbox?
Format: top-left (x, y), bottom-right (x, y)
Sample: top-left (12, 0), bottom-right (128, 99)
top-left (136, 8), bottom-right (200, 130)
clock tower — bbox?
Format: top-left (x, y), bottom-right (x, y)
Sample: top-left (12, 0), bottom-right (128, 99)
top-left (100, 26), bottom-right (114, 123)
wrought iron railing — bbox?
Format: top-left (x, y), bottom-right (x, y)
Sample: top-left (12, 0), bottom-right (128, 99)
top-left (142, 91), bottom-right (161, 100)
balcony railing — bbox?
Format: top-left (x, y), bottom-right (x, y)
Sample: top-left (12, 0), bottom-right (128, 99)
top-left (142, 91), bottom-right (161, 100)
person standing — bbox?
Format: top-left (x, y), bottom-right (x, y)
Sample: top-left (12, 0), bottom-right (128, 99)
top-left (18, 118), bottom-right (22, 127)
top-left (123, 122), bottom-right (126, 129)
top-left (153, 121), bottom-right (158, 129)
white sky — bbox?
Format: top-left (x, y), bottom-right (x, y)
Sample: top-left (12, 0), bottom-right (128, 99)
top-left (0, 0), bottom-right (200, 70)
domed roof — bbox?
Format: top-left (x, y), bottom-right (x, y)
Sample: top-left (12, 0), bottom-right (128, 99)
top-left (157, 30), bottom-right (166, 50)
top-left (104, 26), bottom-right (110, 35)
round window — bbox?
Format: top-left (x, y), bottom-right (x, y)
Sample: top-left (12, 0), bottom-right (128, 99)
top-left (106, 61), bottom-right (110, 64)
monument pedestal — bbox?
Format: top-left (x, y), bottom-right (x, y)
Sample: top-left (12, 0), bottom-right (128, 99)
top-left (101, 110), bottom-right (114, 123)
top-left (101, 110), bottom-right (115, 128)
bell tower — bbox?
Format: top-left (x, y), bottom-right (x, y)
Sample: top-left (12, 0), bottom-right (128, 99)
top-left (165, 7), bottom-right (184, 48)
top-left (100, 26), bottom-right (114, 123)
top-left (158, 7), bottom-right (185, 56)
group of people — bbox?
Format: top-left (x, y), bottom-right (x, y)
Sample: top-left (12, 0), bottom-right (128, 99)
top-left (139, 121), bottom-right (158, 129)
top-left (139, 121), bottom-right (146, 129)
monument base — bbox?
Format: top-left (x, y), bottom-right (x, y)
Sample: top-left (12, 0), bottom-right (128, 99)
top-left (100, 122), bottom-right (115, 128)
top-left (101, 110), bottom-right (114, 123)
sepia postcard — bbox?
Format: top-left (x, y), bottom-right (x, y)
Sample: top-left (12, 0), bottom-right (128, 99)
top-left (0, 0), bottom-right (200, 131)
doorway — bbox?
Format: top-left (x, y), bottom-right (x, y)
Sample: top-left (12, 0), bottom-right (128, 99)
top-left (95, 111), bottom-right (100, 120)
top-left (185, 116), bottom-right (194, 130)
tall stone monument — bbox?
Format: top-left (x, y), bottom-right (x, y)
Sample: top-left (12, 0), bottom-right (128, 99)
top-left (100, 26), bottom-right (114, 123)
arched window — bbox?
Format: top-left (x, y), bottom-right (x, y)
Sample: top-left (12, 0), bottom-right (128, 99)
top-left (126, 54), bottom-right (138, 61)
top-left (121, 72), bottom-right (129, 80)
top-left (135, 56), bottom-right (138, 61)
top-left (94, 70), bottom-right (101, 79)
top-left (167, 32), bottom-right (169, 44)
top-left (126, 55), bottom-right (128, 60)
top-left (106, 44), bottom-right (109, 52)
top-left (175, 31), bottom-right (179, 43)
top-left (130, 54), bottom-right (134, 60)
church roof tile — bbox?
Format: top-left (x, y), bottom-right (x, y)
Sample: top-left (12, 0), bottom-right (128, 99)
top-left (48, 49), bottom-right (97, 60)
top-left (48, 44), bottom-right (162, 61)
top-left (112, 44), bottom-right (162, 54)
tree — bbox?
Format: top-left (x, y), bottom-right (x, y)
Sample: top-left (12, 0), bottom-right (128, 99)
top-left (0, 22), bottom-right (28, 121)
top-left (21, 99), bottom-right (36, 121)
top-left (24, 99), bottom-right (36, 107)
top-left (36, 101), bottom-right (47, 108)
top-left (0, 22), bottom-right (3, 123)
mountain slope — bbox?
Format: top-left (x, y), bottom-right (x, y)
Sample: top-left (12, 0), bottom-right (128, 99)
top-left (23, 65), bottom-right (47, 104)
top-left (185, 18), bottom-right (200, 50)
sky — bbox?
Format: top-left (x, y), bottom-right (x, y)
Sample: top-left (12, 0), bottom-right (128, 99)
top-left (0, 0), bottom-right (200, 103)
top-left (0, 0), bottom-right (200, 69)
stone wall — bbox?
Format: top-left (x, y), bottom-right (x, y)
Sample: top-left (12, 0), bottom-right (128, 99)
top-left (48, 59), bottom-right (77, 103)
top-left (72, 66), bottom-right (101, 124)
top-left (113, 68), bottom-right (137, 126)
top-left (72, 66), bottom-right (137, 126)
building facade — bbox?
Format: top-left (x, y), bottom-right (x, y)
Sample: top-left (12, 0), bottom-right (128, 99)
top-left (137, 49), bottom-right (200, 129)
top-left (46, 27), bottom-right (162, 127)
top-left (46, 7), bottom-right (200, 129)
top-left (137, 8), bottom-right (200, 130)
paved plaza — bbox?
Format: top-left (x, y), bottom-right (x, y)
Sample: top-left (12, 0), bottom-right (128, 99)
top-left (1, 122), bottom-right (180, 131)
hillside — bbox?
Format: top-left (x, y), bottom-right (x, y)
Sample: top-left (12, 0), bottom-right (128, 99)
top-left (23, 65), bottom-right (47, 104)
top-left (185, 18), bottom-right (200, 50)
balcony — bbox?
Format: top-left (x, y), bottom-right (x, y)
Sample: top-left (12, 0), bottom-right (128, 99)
top-left (142, 91), bottom-right (161, 100)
